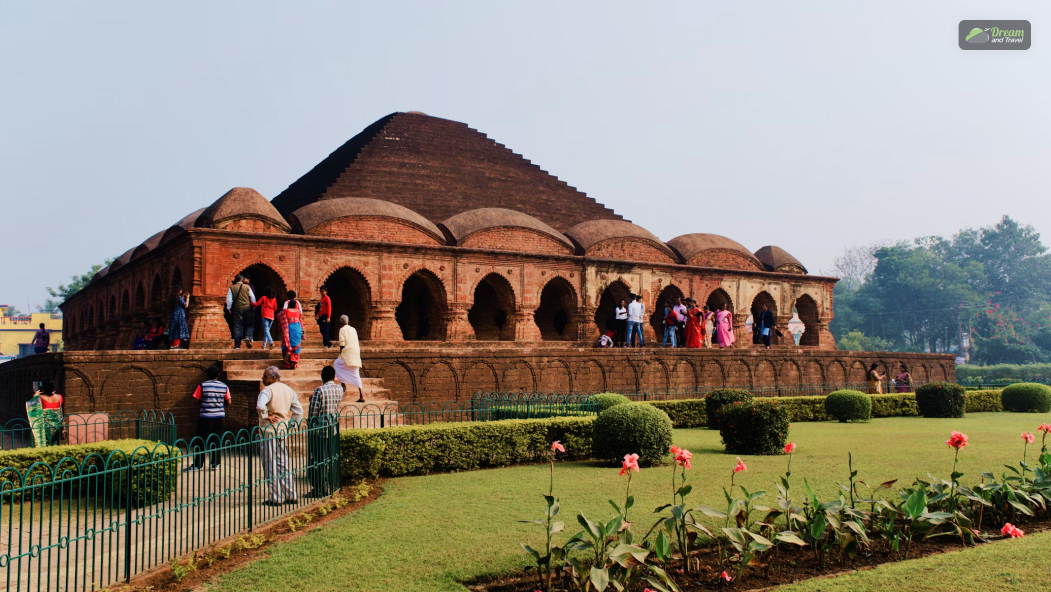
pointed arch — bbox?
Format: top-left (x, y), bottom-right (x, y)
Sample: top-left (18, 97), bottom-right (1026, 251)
top-left (750, 290), bottom-right (779, 345)
top-left (796, 294), bottom-right (820, 346)
top-left (535, 276), bottom-right (578, 341)
top-left (468, 273), bottom-right (516, 341)
top-left (150, 273), bottom-right (163, 306)
top-left (594, 279), bottom-right (632, 335)
top-left (322, 266), bottom-right (373, 339)
top-left (649, 284), bottom-right (685, 341)
top-left (705, 288), bottom-right (734, 313)
top-left (396, 269), bottom-right (448, 341)
top-left (134, 281), bottom-right (145, 311)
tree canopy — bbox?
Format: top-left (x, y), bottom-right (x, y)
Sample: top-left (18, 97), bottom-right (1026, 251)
top-left (830, 216), bottom-right (1051, 364)
top-left (41, 259), bottom-right (113, 314)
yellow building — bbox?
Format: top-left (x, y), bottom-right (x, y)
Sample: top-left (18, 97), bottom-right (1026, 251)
top-left (0, 306), bottom-right (63, 360)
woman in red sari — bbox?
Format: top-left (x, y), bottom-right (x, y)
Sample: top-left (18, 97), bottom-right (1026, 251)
top-left (685, 300), bottom-right (703, 348)
top-left (276, 291), bottom-right (304, 369)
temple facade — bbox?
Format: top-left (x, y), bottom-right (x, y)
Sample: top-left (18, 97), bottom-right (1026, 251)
top-left (60, 112), bottom-right (836, 352)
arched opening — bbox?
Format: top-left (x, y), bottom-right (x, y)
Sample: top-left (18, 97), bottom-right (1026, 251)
top-left (705, 288), bottom-right (734, 314)
top-left (796, 294), bottom-right (820, 346)
top-left (395, 270), bottom-right (447, 341)
top-left (134, 282), bottom-right (145, 311)
top-left (87, 306), bottom-right (94, 328)
top-left (593, 280), bottom-right (631, 335)
top-left (649, 284), bottom-right (685, 341)
top-left (70, 314), bottom-right (77, 336)
top-left (108, 296), bottom-right (117, 321)
top-left (120, 290), bottom-right (131, 319)
top-left (535, 277), bottom-right (578, 341)
top-left (171, 267), bottom-right (183, 289)
top-left (324, 267), bottom-right (372, 339)
top-left (749, 291), bottom-right (778, 346)
top-left (467, 273), bottom-right (516, 341)
top-left (237, 264), bottom-right (288, 343)
top-left (150, 274), bottom-right (163, 306)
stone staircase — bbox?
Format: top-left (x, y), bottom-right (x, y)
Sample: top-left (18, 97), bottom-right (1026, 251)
top-left (222, 359), bottom-right (403, 428)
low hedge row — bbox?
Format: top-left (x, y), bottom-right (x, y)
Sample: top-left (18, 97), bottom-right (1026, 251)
top-left (0, 440), bottom-right (179, 506)
top-left (339, 417), bottom-right (594, 482)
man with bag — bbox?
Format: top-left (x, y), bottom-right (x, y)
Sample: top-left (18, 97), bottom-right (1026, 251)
top-left (226, 275), bottom-right (257, 349)
top-left (756, 303), bottom-right (775, 349)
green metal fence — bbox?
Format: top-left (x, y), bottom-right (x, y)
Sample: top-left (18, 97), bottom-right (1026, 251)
top-left (957, 377), bottom-right (1051, 389)
top-left (0, 410), bottom-right (177, 451)
top-left (0, 415), bottom-right (340, 592)
top-left (335, 394), bottom-right (599, 429)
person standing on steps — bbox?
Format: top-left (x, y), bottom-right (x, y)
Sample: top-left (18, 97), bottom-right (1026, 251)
top-left (316, 286), bottom-right (332, 348)
top-left (306, 365), bottom-right (343, 498)
top-left (256, 366), bottom-right (302, 506)
top-left (189, 365), bottom-right (230, 471)
top-left (626, 294), bottom-right (645, 348)
top-left (662, 301), bottom-right (678, 348)
top-left (614, 299), bottom-right (628, 347)
top-left (756, 303), bottom-right (775, 349)
top-left (253, 287), bottom-right (278, 350)
top-left (333, 315), bottom-right (364, 402)
top-left (169, 285), bottom-right (190, 349)
top-left (715, 302), bottom-right (735, 348)
top-left (673, 297), bottom-right (687, 348)
top-left (226, 275), bottom-right (257, 350)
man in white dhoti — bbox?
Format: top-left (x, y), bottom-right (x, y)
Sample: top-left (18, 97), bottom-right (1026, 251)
top-left (333, 315), bottom-right (365, 403)
top-left (256, 366), bottom-right (303, 505)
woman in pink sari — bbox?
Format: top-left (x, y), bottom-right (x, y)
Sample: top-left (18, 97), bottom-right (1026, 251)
top-left (715, 303), bottom-right (735, 348)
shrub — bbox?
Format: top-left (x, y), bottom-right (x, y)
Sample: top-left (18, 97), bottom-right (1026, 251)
top-left (1001, 383), bottom-right (1051, 413)
top-left (915, 382), bottom-right (967, 418)
top-left (705, 389), bottom-right (753, 429)
top-left (825, 390), bottom-right (872, 422)
top-left (0, 439), bottom-right (179, 506)
top-left (769, 396), bottom-right (830, 422)
top-left (645, 399), bottom-right (707, 428)
top-left (593, 392), bottom-right (632, 413)
top-left (339, 417), bottom-right (593, 482)
top-left (714, 401), bottom-right (789, 455)
top-left (964, 389), bottom-right (1003, 413)
top-left (871, 393), bottom-right (919, 417)
top-left (592, 403), bottom-right (673, 467)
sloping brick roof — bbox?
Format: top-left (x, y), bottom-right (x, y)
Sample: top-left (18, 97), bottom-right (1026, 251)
top-left (754, 245), bottom-right (808, 274)
top-left (442, 208), bottom-right (572, 250)
top-left (270, 112), bottom-right (624, 232)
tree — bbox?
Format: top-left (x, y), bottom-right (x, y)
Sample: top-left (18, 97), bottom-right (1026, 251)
top-left (43, 259), bottom-right (113, 313)
top-left (837, 330), bottom-right (892, 352)
top-left (822, 241), bottom-right (889, 291)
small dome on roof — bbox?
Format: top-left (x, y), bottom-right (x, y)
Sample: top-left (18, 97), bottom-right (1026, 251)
top-left (288, 197), bottom-right (444, 243)
top-left (565, 220), bottom-right (677, 262)
top-left (160, 208), bottom-right (206, 246)
top-left (667, 233), bottom-right (763, 270)
top-left (754, 245), bottom-right (807, 274)
top-left (90, 264), bottom-right (111, 285)
top-left (108, 247), bottom-right (136, 271)
top-left (131, 230), bottom-right (165, 261)
top-left (196, 187), bottom-right (290, 233)
top-left (442, 208), bottom-right (573, 250)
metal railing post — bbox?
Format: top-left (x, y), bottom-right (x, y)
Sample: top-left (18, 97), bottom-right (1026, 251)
top-left (248, 443), bottom-right (254, 532)
top-left (124, 461), bottom-right (133, 582)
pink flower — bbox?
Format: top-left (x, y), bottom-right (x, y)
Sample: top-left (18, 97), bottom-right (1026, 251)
top-left (670, 445), bottom-right (682, 456)
top-left (619, 453), bottom-right (640, 476)
top-left (1001, 523), bottom-right (1025, 538)
top-left (1022, 432), bottom-right (1035, 444)
top-left (733, 457), bottom-right (747, 474)
top-left (551, 440), bottom-right (565, 453)
top-left (784, 442), bottom-right (796, 454)
top-left (946, 431), bottom-right (969, 450)
top-left (674, 448), bottom-right (692, 470)
top-left (721, 571), bottom-right (733, 581)
top-left (1038, 424), bottom-right (1051, 434)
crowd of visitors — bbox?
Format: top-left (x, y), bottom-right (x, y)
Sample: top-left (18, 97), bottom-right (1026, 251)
top-left (599, 295), bottom-right (735, 350)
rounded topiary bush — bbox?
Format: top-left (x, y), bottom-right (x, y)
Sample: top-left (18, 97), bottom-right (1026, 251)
top-left (1001, 383), bottom-right (1051, 413)
top-left (705, 389), bottom-right (753, 429)
top-left (592, 403), bottom-right (673, 467)
top-left (825, 390), bottom-right (872, 422)
top-left (713, 400), bottom-right (788, 455)
top-left (593, 392), bottom-right (632, 413)
top-left (915, 381), bottom-right (967, 418)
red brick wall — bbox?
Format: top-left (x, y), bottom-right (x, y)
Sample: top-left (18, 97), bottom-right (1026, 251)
top-left (687, 250), bottom-right (764, 271)
top-left (459, 228), bottom-right (573, 255)
top-left (308, 217), bottom-right (442, 245)
top-left (215, 219), bottom-right (286, 234)
top-left (588, 240), bottom-right (676, 264)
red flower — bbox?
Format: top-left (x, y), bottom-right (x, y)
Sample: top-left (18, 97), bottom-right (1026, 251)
top-left (670, 445), bottom-right (682, 456)
top-left (1001, 523), bottom-right (1025, 538)
top-left (674, 448), bottom-right (693, 469)
top-left (734, 457), bottom-right (747, 474)
top-left (550, 440), bottom-right (565, 453)
top-left (619, 453), bottom-right (640, 476)
top-left (1039, 424), bottom-right (1051, 434)
top-left (721, 571), bottom-right (733, 581)
top-left (784, 442), bottom-right (796, 454)
top-left (945, 431), bottom-right (968, 450)
top-left (1022, 432), bottom-right (1035, 444)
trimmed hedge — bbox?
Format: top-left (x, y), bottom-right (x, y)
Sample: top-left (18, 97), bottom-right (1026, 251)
top-left (916, 382), bottom-right (967, 418)
top-left (593, 392), bottom-right (632, 413)
top-left (714, 401), bottom-right (789, 455)
top-left (825, 390), bottom-right (871, 422)
top-left (593, 403), bottom-right (673, 467)
top-left (705, 389), bottom-right (753, 429)
top-left (647, 399), bottom-right (707, 428)
top-left (339, 417), bottom-right (594, 482)
top-left (0, 440), bottom-right (179, 506)
top-left (1001, 383), bottom-right (1051, 413)
top-left (964, 389), bottom-right (1003, 413)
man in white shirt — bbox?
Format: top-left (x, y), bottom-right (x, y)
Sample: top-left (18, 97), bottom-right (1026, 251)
top-left (256, 366), bottom-right (303, 505)
top-left (626, 295), bottom-right (645, 348)
top-left (673, 298), bottom-right (688, 348)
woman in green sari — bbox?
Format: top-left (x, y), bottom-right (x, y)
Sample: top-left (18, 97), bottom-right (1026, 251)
top-left (26, 379), bottom-right (63, 447)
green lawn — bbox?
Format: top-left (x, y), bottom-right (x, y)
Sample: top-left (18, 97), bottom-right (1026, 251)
top-left (208, 413), bottom-right (1051, 592)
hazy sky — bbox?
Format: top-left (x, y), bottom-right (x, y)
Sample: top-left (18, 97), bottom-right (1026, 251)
top-left (2, 2), bottom-right (1048, 311)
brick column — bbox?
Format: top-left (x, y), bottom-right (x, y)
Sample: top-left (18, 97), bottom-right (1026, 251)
top-left (368, 302), bottom-right (401, 341)
top-left (515, 310), bottom-right (542, 342)
top-left (817, 320), bottom-right (837, 350)
top-left (733, 314), bottom-right (748, 349)
top-left (578, 306), bottom-right (599, 341)
top-left (776, 314), bottom-right (793, 347)
top-left (188, 296), bottom-right (229, 345)
top-left (445, 304), bottom-right (474, 341)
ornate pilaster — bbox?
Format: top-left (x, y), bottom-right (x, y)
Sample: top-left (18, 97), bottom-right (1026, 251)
top-left (368, 302), bottom-right (402, 341)
top-left (445, 304), bottom-right (474, 342)
top-left (515, 310), bottom-right (542, 342)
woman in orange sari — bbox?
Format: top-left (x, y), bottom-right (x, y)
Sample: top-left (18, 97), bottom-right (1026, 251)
top-left (685, 300), bottom-right (703, 348)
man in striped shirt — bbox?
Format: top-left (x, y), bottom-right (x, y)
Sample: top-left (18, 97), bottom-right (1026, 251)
top-left (306, 365), bottom-right (343, 498)
top-left (190, 365), bottom-right (231, 471)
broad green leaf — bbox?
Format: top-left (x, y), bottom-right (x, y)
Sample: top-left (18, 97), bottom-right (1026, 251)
top-left (653, 503), bottom-right (671, 513)
top-left (551, 521), bottom-right (564, 534)
top-left (810, 513), bottom-right (827, 540)
top-left (609, 543), bottom-right (649, 567)
top-left (655, 530), bottom-right (670, 559)
top-left (521, 543), bottom-right (540, 560)
top-left (1008, 500), bottom-right (1034, 516)
top-left (677, 484), bottom-right (693, 497)
top-left (578, 513), bottom-right (603, 540)
top-left (775, 531), bottom-right (808, 546)
top-left (694, 504), bottom-right (728, 519)
top-left (590, 566), bottom-right (609, 591)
